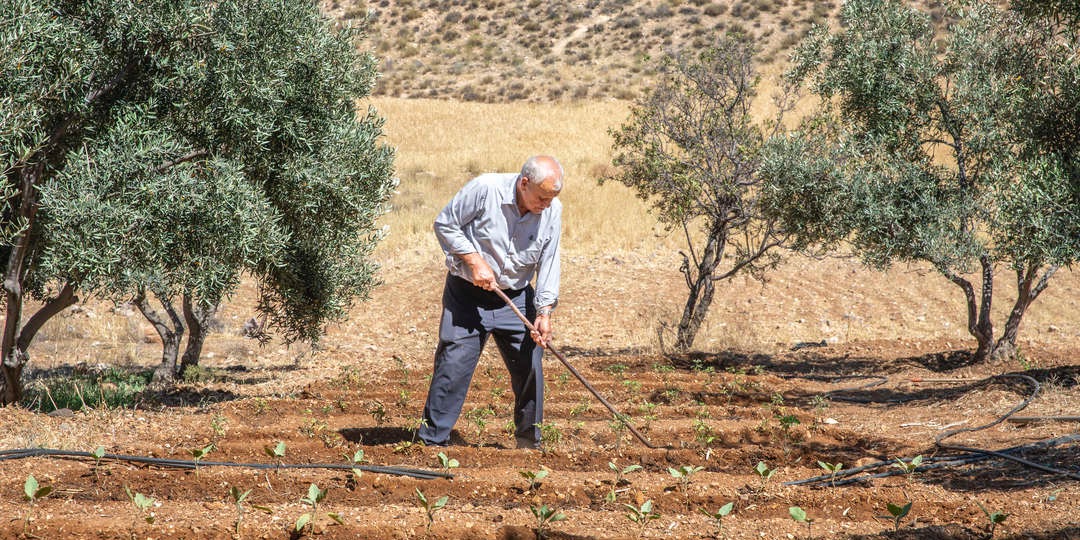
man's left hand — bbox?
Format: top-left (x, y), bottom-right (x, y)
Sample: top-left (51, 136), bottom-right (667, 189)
top-left (532, 314), bottom-right (553, 349)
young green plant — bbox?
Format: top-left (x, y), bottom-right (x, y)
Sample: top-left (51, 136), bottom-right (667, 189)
top-left (624, 500), bottom-right (660, 538)
top-left (125, 486), bottom-right (156, 538)
top-left (295, 483), bottom-right (343, 535)
top-left (817, 460), bottom-right (842, 486)
top-left (530, 504), bottom-right (567, 539)
top-left (893, 455), bottom-right (923, 477)
top-left (437, 451), bottom-right (460, 476)
top-left (884, 501), bottom-right (912, 532)
top-left (23, 474), bottom-right (53, 536)
top-left (789, 506), bottom-right (814, 540)
top-left (189, 443), bottom-right (215, 478)
top-left (699, 502), bottom-right (734, 537)
top-left (415, 488), bottom-right (448, 534)
top-left (520, 468), bottom-right (549, 491)
top-left (230, 486), bottom-right (272, 536)
top-left (976, 501), bottom-right (1008, 538)
top-left (754, 461), bottom-right (777, 490)
top-left (91, 445), bottom-right (107, 481)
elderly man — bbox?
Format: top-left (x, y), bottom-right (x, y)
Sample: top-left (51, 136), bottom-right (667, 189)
top-left (418, 155), bottom-right (563, 450)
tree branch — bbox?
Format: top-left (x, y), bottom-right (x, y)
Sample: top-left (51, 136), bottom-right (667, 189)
top-left (16, 282), bottom-right (78, 350)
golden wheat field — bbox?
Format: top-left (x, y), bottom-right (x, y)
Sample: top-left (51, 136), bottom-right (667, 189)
top-left (0, 97), bottom-right (1078, 540)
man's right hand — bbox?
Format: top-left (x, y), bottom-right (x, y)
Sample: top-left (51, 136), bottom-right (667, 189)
top-left (460, 252), bottom-right (497, 290)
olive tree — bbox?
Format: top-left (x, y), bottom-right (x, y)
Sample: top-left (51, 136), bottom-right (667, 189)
top-left (1, 0), bottom-right (395, 401)
top-left (605, 37), bottom-right (791, 351)
top-left (761, 0), bottom-right (1080, 362)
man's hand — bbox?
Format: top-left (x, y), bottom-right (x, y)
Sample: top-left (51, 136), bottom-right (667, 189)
top-left (460, 252), bottom-right (496, 290)
top-left (532, 314), bottom-right (553, 349)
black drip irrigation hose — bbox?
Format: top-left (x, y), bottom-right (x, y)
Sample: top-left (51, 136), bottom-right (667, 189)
top-left (783, 373), bottom-right (1080, 487)
top-left (0, 448), bottom-right (452, 480)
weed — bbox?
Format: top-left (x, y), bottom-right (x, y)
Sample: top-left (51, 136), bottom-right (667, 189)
top-left (23, 474), bottom-right (52, 536)
top-left (535, 421), bottom-right (563, 452)
top-left (464, 406), bottom-right (495, 442)
top-left (395, 389), bottom-right (411, 409)
top-left (415, 488), bottom-right (448, 534)
top-left (883, 501), bottom-right (912, 532)
top-left (693, 417), bottom-right (716, 447)
top-left (569, 398), bottom-right (591, 417)
top-left (520, 468), bottom-right (549, 491)
top-left (976, 501), bottom-right (1008, 538)
top-left (789, 506), bottom-right (814, 539)
top-left (189, 443), bottom-right (214, 478)
top-left (699, 502), bottom-right (734, 537)
top-left (622, 379), bottom-right (642, 393)
top-left (605, 363), bottom-right (628, 376)
top-left (295, 484), bottom-right (343, 535)
top-left (23, 367), bottom-right (152, 412)
top-left (530, 504), bottom-right (567, 539)
top-left (210, 413), bottom-right (228, 440)
top-left (623, 499), bottom-right (660, 537)
top-left (230, 486), bottom-right (272, 536)
top-left (368, 400), bottom-right (388, 425)
top-left (437, 451), bottom-right (460, 476)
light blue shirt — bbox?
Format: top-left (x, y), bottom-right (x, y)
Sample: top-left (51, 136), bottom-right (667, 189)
top-left (434, 173), bottom-right (561, 309)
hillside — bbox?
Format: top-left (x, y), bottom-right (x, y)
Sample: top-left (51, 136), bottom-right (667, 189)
top-left (321, 0), bottom-right (868, 102)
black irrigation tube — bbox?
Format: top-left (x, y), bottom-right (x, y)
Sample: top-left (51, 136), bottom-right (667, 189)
top-left (783, 373), bottom-right (1080, 487)
top-left (0, 448), bottom-right (452, 480)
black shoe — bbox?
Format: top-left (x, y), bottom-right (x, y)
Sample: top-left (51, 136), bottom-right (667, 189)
top-left (515, 437), bottom-right (540, 450)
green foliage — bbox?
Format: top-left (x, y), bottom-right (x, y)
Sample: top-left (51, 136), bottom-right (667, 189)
top-left (605, 35), bottom-right (790, 351)
top-left (789, 506), bottom-right (813, 539)
top-left (668, 464), bottom-right (705, 491)
top-left (976, 501), bottom-right (1008, 537)
top-left (264, 441), bottom-right (287, 461)
top-left (753, 461), bottom-right (777, 488)
top-left (296, 483), bottom-right (342, 534)
top-left (124, 486), bottom-right (156, 531)
top-left (893, 455), bottom-right (923, 476)
top-left (189, 444), bottom-right (215, 478)
top-left (519, 468), bottom-right (549, 491)
top-left (415, 488), bottom-right (448, 534)
top-left (230, 486), bottom-right (272, 535)
top-left (0, 0), bottom-right (395, 401)
top-left (763, 0), bottom-right (1080, 362)
top-left (885, 501), bottom-right (912, 532)
top-left (22, 367), bottom-right (153, 412)
top-left (530, 504), bottom-right (567, 539)
top-left (700, 502), bottom-right (734, 536)
top-left (436, 451), bottom-right (460, 475)
top-left (623, 500), bottom-right (660, 537)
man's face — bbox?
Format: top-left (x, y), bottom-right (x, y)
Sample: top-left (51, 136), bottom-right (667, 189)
top-left (518, 175), bottom-right (561, 214)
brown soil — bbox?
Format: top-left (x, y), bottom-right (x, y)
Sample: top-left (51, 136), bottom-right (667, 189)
top-left (0, 253), bottom-right (1078, 539)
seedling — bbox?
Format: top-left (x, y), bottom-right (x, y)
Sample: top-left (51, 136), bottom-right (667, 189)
top-left (23, 474), bottom-right (53, 536)
top-left (189, 443), bottom-right (215, 478)
top-left (125, 486), bottom-right (156, 538)
top-left (893, 455), bottom-right (923, 477)
top-left (530, 504), bottom-right (567, 539)
top-left (623, 499), bottom-right (660, 537)
top-left (668, 464), bottom-right (705, 492)
top-left (699, 502), bottom-right (734, 537)
top-left (368, 400), bottom-right (387, 425)
top-left (789, 506), bottom-right (814, 539)
top-left (817, 460), bottom-right (842, 486)
top-left (754, 461), bottom-right (777, 489)
top-left (437, 452), bottom-right (460, 476)
top-left (264, 441), bottom-right (287, 462)
top-left (608, 460), bottom-right (643, 486)
top-left (295, 483), bottom-right (343, 534)
top-left (464, 406), bottom-right (495, 442)
top-left (976, 501), bottom-right (1008, 538)
top-left (91, 445), bottom-right (107, 480)
top-left (348, 448), bottom-right (367, 480)
top-left (883, 501), bottom-right (912, 532)
top-left (230, 486), bottom-right (272, 536)
top-left (415, 488), bottom-right (448, 534)
top-left (519, 468), bottom-right (549, 491)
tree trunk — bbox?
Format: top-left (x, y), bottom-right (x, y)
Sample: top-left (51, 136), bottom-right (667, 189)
top-left (674, 226), bottom-right (725, 351)
top-left (1, 163), bottom-right (44, 405)
top-left (134, 289), bottom-right (184, 383)
top-left (179, 293), bottom-right (217, 378)
top-left (942, 256), bottom-right (995, 362)
top-left (992, 263), bottom-right (1058, 361)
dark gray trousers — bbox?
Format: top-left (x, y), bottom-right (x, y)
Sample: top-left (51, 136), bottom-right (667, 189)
top-left (418, 274), bottom-right (544, 446)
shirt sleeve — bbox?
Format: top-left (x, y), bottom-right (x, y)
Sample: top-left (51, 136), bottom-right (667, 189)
top-left (433, 179), bottom-right (486, 256)
top-left (534, 208), bottom-right (561, 309)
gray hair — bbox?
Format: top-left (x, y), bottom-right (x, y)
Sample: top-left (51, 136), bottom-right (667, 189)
top-left (520, 155), bottom-right (564, 191)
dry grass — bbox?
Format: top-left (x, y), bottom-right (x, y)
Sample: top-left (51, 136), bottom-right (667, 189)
top-left (369, 97), bottom-right (674, 258)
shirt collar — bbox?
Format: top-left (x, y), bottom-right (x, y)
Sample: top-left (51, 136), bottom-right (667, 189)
top-left (499, 174), bottom-right (521, 208)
